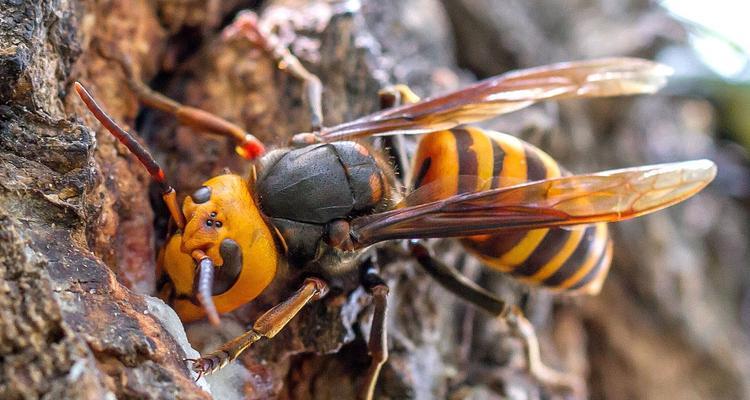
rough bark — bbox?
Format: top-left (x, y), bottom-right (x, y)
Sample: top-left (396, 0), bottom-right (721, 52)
top-left (0, 1), bottom-right (210, 399)
top-left (1, 0), bottom-right (748, 400)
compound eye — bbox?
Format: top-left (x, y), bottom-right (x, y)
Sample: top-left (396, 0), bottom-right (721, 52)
top-left (192, 186), bottom-right (212, 204)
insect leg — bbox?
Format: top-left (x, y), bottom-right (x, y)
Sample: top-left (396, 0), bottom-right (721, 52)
top-left (224, 11), bottom-right (324, 132)
top-left (505, 306), bottom-right (585, 396)
top-left (378, 84), bottom-right (421, 109)
top-left (359, 257), bottom-right (390, 400)
top-left (189, 277), bottom-right (328, 376)
top-left (378, 85), bottom-right (422, 185)
top-left (408, 240), bottom-right (509, 315)
top-left (407, 240), bottom-right (584, 395)
top-left (100, 50), bottom-right (265, 160)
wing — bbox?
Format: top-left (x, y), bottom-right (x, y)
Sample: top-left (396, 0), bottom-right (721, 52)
top-left (350, 160), bottom-right (716, 247)
top-left (318, 58), bottom-right (672, 141)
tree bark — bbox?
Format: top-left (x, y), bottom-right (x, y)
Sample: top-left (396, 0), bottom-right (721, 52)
top-left (1, 1), bottom-right (748, 399)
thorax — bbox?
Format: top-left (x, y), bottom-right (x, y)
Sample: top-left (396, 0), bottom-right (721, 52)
top-left (254, 141), bottom-right (394, 276)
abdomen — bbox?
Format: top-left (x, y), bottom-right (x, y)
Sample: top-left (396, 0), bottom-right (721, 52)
top-left (411, 128), bottom-right (612, 294)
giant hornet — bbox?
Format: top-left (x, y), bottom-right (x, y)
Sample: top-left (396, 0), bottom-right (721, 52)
top-left (75, 14), bottom-right (716, 399)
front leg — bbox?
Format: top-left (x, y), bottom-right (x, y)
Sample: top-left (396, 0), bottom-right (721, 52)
top-left (188, 277), bottom-right (329, 378)
top-left (93, 45), bottom-right (266, 160)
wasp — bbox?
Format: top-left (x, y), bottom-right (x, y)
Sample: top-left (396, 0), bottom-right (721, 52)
top-left (74, 13), bottom-right (716, 399)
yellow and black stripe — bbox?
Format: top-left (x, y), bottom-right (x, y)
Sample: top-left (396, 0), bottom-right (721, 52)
top-left (411, 128), bottom-right (612, 294)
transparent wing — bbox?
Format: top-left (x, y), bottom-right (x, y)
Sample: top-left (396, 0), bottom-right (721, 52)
top-left (350, 160), bottom-right (716, 247)
top-left (318, 58), bottom-right (672, 141)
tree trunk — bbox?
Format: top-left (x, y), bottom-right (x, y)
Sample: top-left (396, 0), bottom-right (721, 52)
top-left (1, 1), bottom-right (748, 399)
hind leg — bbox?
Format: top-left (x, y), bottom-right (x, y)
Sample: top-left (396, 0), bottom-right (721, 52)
top-left (505, 306), bottom-right (585, 395)
top-left (407, 240), bottom-right (585, 396)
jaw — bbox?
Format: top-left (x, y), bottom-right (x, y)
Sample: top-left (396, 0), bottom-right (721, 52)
top-left (181, 240), bottom-right (225, 267)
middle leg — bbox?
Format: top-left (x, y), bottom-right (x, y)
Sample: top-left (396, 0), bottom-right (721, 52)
top-left (407, 240), bottom-right (584, 396)
top-left (224, 11), bottom-right (324, 132)
top-left (358, 256), bottom-right (390, 400)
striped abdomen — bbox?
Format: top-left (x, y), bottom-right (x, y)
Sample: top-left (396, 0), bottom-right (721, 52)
top-left (411, 128), bottom-right (612, 294)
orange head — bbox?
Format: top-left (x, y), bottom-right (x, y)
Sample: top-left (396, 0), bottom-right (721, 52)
top-left (74, 82), bottom-right (277, 326)
top-left (161, 174), bottom-right (278, 324)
